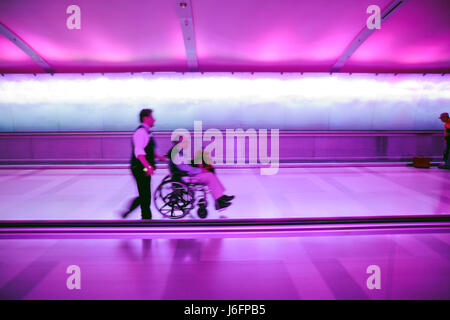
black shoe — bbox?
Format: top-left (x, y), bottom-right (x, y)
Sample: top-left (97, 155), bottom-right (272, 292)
top-left (215, 199), bottom-right (231, 211)
top-left (142, 216), bottom-right (152, 220)
top-left (222, 195), bottom-right (235, 202)
top-left (121, 211), bottom-right (130, 219)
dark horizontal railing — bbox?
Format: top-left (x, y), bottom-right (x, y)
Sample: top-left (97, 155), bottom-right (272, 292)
top-left (1, 215), bottom-right (450, 228)
top-left (0, 130), bottom-right (443, 136)
top-left (0, 130), bottom-right (445, 164)
top-left (1, 216), bottom-right (449, 238)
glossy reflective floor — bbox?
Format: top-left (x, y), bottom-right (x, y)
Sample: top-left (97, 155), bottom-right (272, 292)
top-left (0, 166), bottom-right (449, 220)
top-left (0, 230), bottom-right (449, 299)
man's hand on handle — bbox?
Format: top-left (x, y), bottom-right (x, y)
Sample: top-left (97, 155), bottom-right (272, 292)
top-left (137, 154), bottom-right (155, 176)
top-left (143, 166), bottom-right (155, 176)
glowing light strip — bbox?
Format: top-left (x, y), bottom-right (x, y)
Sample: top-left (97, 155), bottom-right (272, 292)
top-left (0, 73), bottom-right (449, 105)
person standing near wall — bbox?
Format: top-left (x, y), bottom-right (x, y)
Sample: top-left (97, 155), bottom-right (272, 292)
top-left (122, 108), bottom-right (168, 219)
top-left (439, 112), bottom-right (450, 169)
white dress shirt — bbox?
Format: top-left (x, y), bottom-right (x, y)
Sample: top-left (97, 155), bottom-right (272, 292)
top-left (133, 123), bottom-right (152, 158)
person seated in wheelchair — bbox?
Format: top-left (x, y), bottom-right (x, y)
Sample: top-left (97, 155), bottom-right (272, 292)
top-left (168, 139), bottom-right (234, 211)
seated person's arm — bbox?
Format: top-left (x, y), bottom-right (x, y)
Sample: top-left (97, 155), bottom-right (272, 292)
top-left (177, 163), bottom-right (202, 175)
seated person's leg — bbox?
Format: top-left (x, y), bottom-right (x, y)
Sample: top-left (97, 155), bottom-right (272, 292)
top-left (191, 172), bottom-right (225, 200)
top-left (191, 171), bottom-right (234, 211)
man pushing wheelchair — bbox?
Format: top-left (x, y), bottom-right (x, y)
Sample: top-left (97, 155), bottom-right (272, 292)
top-left (121, 109), bottom-right (234, 220)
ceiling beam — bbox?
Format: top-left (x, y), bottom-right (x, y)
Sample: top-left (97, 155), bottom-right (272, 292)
top-left (331, 0), bottom-right (409, 72)
top-left (0, 22), bottom-right (54, 73)
top-left (176, 1), bottom-right (198, 72)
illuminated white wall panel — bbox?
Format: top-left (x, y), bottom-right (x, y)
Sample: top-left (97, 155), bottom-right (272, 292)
top-left (0, 73), bottom-right (448, 132)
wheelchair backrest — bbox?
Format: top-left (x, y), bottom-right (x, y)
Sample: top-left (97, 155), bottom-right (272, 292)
top-left (169, 160), bottom-right (189, 180)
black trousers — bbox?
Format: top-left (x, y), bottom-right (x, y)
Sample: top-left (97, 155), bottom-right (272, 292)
top-left (128, 167), bottom-right (152, 219)
top-left (444, 137), bottom-right (450, 163)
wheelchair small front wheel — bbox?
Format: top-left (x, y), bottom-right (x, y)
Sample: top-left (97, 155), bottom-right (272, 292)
top-left (197, 206), bottom-right (208, 219)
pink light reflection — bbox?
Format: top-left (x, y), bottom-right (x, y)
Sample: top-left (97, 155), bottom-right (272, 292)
top-left (0, 35), bottom-right (34, 62)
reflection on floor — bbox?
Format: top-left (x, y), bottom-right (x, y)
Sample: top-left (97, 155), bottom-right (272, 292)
top-left (0, 166), bottom-right (449, 220)
top-left (0, 231), bottom-right (449, 299)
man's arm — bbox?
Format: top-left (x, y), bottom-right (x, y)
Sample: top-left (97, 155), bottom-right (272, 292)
top-left (154, 152), bottom-right (169, 161)
top-left (137, 155), bottom-right (154, 175)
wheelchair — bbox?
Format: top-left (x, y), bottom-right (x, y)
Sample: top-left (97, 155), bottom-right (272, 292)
top-left (153, 162), bottom-right (210, 219)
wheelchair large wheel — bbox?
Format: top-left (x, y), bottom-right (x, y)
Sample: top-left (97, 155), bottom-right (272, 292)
top-left (154, 180), bottom-right (194, 219)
